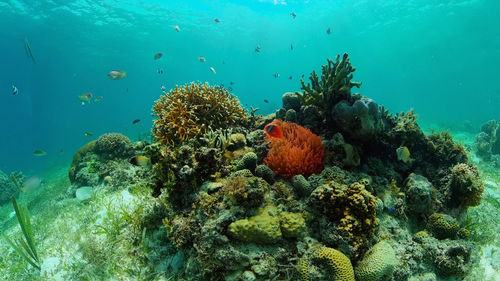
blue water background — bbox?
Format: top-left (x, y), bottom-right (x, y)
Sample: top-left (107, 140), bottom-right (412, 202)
top-left (0, 0), bottom-right (499, 173)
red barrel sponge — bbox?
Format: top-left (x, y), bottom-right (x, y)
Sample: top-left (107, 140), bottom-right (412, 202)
top-left (264, 120), bottom-right (325, 179)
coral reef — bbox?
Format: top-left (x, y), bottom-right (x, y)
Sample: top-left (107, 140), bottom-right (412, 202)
top-left (68, 134), bottom-right (151, 189)
top-left (57, 55), bottom-right (485, 281)
top-left (264, 120), bottom-right (326, 179)
top-left (355, 241), bottom-right (396, 281)
top-left (152, 82), bottom-right (248, 146)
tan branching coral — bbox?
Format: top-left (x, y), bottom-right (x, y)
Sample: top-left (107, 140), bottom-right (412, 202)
top-left (152, 82), bottom-right (248, 146)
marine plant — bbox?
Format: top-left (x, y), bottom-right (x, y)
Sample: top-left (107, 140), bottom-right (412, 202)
top-left (2, 196), bottom-right (40, 270)
top-left (264, 120), bottom-right (326, 179)
top-left (152, 82), bottom-right (248, 146)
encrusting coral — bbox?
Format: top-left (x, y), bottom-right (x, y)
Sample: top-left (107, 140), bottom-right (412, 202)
top-left (152, 82), bottom-right (248, 146)
top-left (426, 213), bottom-right (459, 239)
top-left (264, 120), bottom-right (326, 179)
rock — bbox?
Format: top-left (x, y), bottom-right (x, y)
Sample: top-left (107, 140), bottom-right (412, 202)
top-left (404, 173), bottom-right (432, 214)
top-left (282, 92), bottom-right (301, 111)
top-left (75, 186), bottom-right (93, 202)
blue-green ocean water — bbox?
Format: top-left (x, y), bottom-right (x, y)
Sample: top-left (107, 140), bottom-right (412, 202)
top-left (1, 0), bottom-right (499, 173)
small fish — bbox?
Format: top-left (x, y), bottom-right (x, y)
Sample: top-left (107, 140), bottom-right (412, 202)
top-left (228, 87), bottom-right (233, 91)
top-left (132, 119), bottom-right (141, 124)
top-left (214, 18), bottom-right (221, 23)
top-left (161, 85), bottom-right (167, 91)
top-left (22, 176), bottom-right (42, 193)
top-left (198, 56), bottom-right (206, 62)
top-left (154, 52), bottom-right (163, 60)
top-left (174, 25), bottom-right (180, 32)
top-left (396, 146), bottom-right (414, 163)
top-left (230, 81), bottom-right (234, 85)
top-left (84, 132), bottom-right (93, 136)
top-left (33, 150), bottom-right (47, 156)
top-left (326, 28), bottom-right (331, 35)
top-left (273, 73), bottom-right (280, 78)
top-left (130, 155), bottom-right (151, 168)
top-left (78, 92), bottom-right (93, 105)
top-left (288, 76), bottom-right (292, 80)
top-left (264, 123), bottom-right (284, 139)
top-left (264, 99), bottom-right (269, 103)
top-left (93, 96), bottom-right (103, 103)
top-left (290, 44), bottom-right (293, 51)
top-left (59, 149), bottom-right (64, 154)
top-left (255, 45), bottom-right (261, 53)
top-left (158, 68), bottom-right (163, 74)
top-left (12, 85), bottom-right (18, 95)
top-left (126, 88), bottom-right (129, 92)
top-left (108, 70), bottom-right (126, 80)
top-left (210, 67), bottom-right (216, 74)
top-left (222, 60), bottom-right (225, 64)
top-left (290, 12), bottom-right (296, 19)
top-left (301, 74), bottom-right (305, 78)
top-left (24, 37), bottom-right (36, 64)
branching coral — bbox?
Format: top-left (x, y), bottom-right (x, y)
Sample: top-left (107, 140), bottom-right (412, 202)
top-left (300, 53), bottom-right (361, 108)
top-left (264, 120), bottom-right (326, 179)
top-left (152, 82), bottom-right (248, 146)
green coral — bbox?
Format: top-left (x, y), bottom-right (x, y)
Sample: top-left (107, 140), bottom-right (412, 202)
top-left (426, 213), bottom-right (459, 239)
top-left (228, 205), bottom-right (282, 243)
top-left (228, 206), bottom-right (306, 243)
top-left (279, 212), bottom-right (306, 238)
top-left (313, 247), bottom-right (355, 281)
top-left (299, 53), bottom-right (361, 109)
top-left (355, 241), bottom-right (396, 281)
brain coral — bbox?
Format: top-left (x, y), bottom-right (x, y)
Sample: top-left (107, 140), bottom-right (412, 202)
top-left (314, 247), bottom-right (355, 281)
top-left (152, 82), bottom-right (248, 146)
top-left (264, 120), bottom-right (326, 179)
top-left (355, 241), bottom-right (396, 281)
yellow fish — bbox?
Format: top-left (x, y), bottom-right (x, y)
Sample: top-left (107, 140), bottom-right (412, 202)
top-left (396, 146), bottom-right (414, 163)
top-left (129, 155), bottom-right (150, 168)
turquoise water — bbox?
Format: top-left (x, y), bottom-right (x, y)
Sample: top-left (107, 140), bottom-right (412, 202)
top-left (1, 0), bottom-right (499, 172)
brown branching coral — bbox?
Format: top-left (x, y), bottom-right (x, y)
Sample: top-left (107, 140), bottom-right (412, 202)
top-left (152, 82), bottom-right (248, 146)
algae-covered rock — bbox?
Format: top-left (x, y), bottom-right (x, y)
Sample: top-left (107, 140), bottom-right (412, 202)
top-left (447, 163), bottom-right (484, 208)
top-left (282, 92), bottom-right (301, 111)
top-left (355, 241), bottom-right (396, 281)
top-left (292, 174), bottom-right (312, 196)
top-left (279, 212), bottom-right (306, 238)
top-left (228, 205), bottom-right (282, 243)
top-left (404, 173), bottom-right (432, 214)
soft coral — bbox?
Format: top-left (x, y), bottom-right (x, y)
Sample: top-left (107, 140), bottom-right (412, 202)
top-left (264, 120), bottom-right (325, 179)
